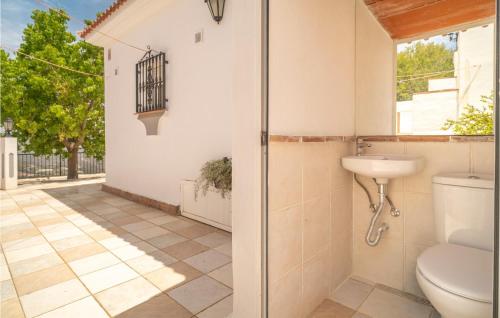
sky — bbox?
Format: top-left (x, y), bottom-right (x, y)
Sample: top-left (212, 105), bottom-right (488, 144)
top-left (1, 0), bottom-right (115, 50)
top-left (397, 33), bottom-right (457, 53)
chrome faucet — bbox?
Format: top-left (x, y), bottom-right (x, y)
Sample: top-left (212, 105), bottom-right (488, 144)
top-left (356, 139), bottom-right (372, 156)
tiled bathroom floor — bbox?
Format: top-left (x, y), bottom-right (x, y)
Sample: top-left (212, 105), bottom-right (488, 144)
top-left (309, 278), bottom-right (440, 318)
top-left (0, 179), bottom-right (232, 318)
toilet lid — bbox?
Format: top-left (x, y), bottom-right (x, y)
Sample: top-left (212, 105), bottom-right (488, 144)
top-left (417, 243), bottom-right (493, 303)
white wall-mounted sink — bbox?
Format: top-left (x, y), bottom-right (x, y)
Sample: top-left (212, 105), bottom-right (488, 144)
top-left (342, 154), bottom-right (424, 184)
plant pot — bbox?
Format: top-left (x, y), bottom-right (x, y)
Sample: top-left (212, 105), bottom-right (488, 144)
top-left (180, 180), bottom-right (231, 232)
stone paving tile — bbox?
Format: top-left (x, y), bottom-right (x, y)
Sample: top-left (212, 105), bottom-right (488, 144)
top-left (162, 240), bottom-right (210, 260)
top-left (13, 263), bottom-right (75, 296)
top-left (1, 179), bottom-right (233, 317)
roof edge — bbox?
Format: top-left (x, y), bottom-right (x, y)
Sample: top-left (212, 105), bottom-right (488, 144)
top-left (80, 0), bottom-right (129, 39)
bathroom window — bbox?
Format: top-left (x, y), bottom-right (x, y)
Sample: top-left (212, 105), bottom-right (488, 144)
top-left (395, 23), bottom-right (495, 135)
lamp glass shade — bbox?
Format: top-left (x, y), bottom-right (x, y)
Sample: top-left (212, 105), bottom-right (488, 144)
top-left (205, 0), bottom-right (225, 23)
top-left (4, 118), bottom-right (13, 132)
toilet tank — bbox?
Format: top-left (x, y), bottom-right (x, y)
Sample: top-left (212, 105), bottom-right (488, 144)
top-left (432, 173), bottom-right (494, 251)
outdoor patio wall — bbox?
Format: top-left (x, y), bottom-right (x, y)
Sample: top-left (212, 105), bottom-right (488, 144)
top-left (268, 140), bottom-right (354, 317)
top-left (103, 0), bottom-right (232, 206)
top-left (355, 0), bottom-right (395, 136)
top-left (352, 140), bottom-right (495, 297)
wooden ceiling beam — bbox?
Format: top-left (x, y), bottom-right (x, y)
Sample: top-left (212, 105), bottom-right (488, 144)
top-left (364, 0), bottom-right (495, 40)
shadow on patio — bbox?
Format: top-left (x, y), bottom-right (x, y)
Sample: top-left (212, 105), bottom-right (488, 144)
top-left (0, 179), bottom-right (232, 318)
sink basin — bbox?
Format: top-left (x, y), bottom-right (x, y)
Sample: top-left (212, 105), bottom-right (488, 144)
top-left (342, 154), bottom-right (424, 184)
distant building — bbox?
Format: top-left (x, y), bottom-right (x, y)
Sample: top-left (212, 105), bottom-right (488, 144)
top-left (397, 24), bottom-right (494, 135)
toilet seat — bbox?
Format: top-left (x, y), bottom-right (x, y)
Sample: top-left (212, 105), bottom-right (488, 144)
top-left (416, 243), bottom-right (492, 303)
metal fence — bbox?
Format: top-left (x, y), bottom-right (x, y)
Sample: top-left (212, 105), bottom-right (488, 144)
top-left (18, 152), bottom-right (105, 179)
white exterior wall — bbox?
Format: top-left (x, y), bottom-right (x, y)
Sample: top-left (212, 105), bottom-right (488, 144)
top-left (456, 24), bottom-right (495, 111)
top-left (428, 78), bottom-right (457, 91)
top-left (410, 90), bottom-right (458, 135)
top-left (355, 0), bottom-right (395, 136)
top-left (101, 0), bottom-right (232, 206)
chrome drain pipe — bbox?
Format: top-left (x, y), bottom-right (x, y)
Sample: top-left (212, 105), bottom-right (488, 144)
top-left (365, 183), bottom-right (389, 246)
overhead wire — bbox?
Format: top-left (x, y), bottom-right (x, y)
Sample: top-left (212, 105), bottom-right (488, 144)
top-left (34, 0), bottom-right (157, 53)
top-left (397, 69), bottom-right (455, 79)
top-left (1, 45), bottom-right (103, 77)
top-left (397, 71), bottom-right (455, 83)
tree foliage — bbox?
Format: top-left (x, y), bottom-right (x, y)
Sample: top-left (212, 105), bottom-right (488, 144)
top-left (397, 42), bottom-right (454, 101)
top-left (0, 9), bottom-right (104, 179)
top-left (442, 94), bottom-right (494, 135)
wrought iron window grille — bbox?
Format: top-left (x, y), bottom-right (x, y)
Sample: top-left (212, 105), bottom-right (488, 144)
top-left (136, 48), bottom-right (168, 113)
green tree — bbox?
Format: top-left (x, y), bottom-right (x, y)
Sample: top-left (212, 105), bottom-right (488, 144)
top-left (397, 42), bottom-right (454, 101)
top-left (442, 94), bottom-right (494, 135)
top-left (0, 9), bottom-right (104, 179)
top-left (1, 51), bottom-right (24, 126)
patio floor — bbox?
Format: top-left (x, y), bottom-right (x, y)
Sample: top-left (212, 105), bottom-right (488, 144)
top-left (0, 179), bottom-right (232, 318)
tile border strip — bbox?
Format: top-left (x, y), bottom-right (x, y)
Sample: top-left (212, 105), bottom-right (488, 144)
top-left (101, 184), bottom-right (179, 215)
top-left (269, 135), bottom-right (355, 143)
top-left (269, 135), bottom-right (494, 143)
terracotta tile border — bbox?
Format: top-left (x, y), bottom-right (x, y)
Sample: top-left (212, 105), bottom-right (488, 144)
top-left (269, 135), bottom-right (494, 143)
top-left (269, 135), bottom-right (354, 143)
top-left (361, 135), bottom-right (494, 142)
top-left (101, 184), bottom-right (179, 215)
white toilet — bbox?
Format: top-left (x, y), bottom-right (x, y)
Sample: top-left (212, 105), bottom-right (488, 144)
top-left (416, 173), bottom-right (494, 318)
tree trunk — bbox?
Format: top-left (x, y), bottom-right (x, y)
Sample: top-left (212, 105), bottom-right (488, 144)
top-left (67, 148), bottom-right (79, 180)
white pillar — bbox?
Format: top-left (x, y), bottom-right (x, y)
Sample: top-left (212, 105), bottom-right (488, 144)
top-left (1, 137), bottom-right (18, 190)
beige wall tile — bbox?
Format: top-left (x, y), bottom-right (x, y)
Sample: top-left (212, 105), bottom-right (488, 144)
top-left (331, 236), bottom-right (352, 291)
top-left (302, 249), bottom-right (331, 317)
top-left (269, 143), bottom-right (303, 211)
top-left (331, 186), bottom-right (353, 290)
top-left (269, 265), bottom-right (302, 318)
top-left (471, 142), bottom-right (495, 175)
top-left (404, 193), bottom-right (435, 245)
top-left (404, 243), bottom-right (432, 298)
top-left (303, 143), bottom-right (332, 201)
top-left (268, 205), bottom-right (302, 283)
top-left (353, 238), bottom-right (404, 290)
top-left (405, 142), bottom-right (471, 194)
top-left (303, 196), bottom-right (331, 262)
top-left (331, 142), bottom-right (353, 190)
top-left (353, 186), bottom-right (403, 242)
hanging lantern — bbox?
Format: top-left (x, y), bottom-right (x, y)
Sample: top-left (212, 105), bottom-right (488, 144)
top-left (205, 0), bottom-right (225, 24)
top-left (3, 118), bottom-right (13, 137)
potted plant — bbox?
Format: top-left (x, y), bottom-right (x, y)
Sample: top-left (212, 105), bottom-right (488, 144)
top-left (195, 157), bottom-right (232, 199)
top-left (180, 157), bottom-right (232, 232)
